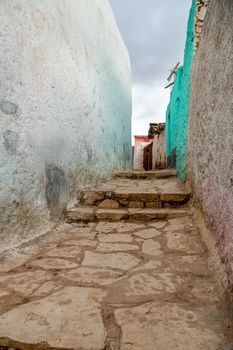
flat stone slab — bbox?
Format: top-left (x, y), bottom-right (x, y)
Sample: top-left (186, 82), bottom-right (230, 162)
top-left (97, 243), bottom-right (139, 252)
top-left (80, 176), bottom-right (190, 207)
top-left (0, 271), bottom-right (50, 297)
top-left (61, 267), bottom-right (124, 286)
top-left (142, 239), bottom-right (162, 256)
top-left (96, 209), bottom-right (129, 221)
top-left (128, 208), bottom-right (192, 221)
top-left (66, 207), bottom-right (95, 222)
top-left (40, 225), bottom-right (75, 243)
top-left (82, 251), bottom-right (141, 271)
top-left (66, 207), bottom-right (192, 223)
top-left (149, 221), bottom-right (167, 229)
top-left (115, 302), bottom-right (225, 350)
top-left (95, 222), bottom-right (143, 233)
top-left (63, 239), bottom-right (98, 248)
top-left (0, 287), bottom-right (107, 350)
top-left (98, 199), bottom-right (120, 209)
top-left (31, 258), bottom-right (79, 270)
top-left (0, 251), bottom-right (31, 272)
top-left (132, 260), bottom-right (162, 272)
top-left (46, 246), bottom-right (82, 258)
top-left (113, 169), bottom-right (177, 179)
top-left (98, 234), bottom-right (133, 243)
top-left (166, 231), bottom-right (206, 254)
top-left (133, 227), bottom-right (161, 239)
top-left (33, 281), bottom-right (63, 298)
top-left (125, 273), bottom-right (179, 296)
top-left (165, 217), bottom-right (193, 231)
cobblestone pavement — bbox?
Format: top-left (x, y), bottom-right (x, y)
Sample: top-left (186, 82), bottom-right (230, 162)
top-left (0, 216), bottom-right (232, 349)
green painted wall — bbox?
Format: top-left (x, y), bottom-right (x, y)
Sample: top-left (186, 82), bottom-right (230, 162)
top-left (166, 0), bottom-right (196, 181)
top-left (166, 67), bottom-right (183, 168)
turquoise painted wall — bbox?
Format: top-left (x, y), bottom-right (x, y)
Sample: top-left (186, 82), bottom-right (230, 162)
top-left (166, 0), bottom-right (196, 181)
top-left (166, 67), bottom-right (183, 167)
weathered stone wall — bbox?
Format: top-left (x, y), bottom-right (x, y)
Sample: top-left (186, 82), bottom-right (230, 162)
top-left (195, 0), bottom-right (210, 49)
top-left (187, 0), bottom-right (233, 301)
top-left (0, 0), bottom-right (132, 249)
top-left (152, 128), bottom-right (166, 170)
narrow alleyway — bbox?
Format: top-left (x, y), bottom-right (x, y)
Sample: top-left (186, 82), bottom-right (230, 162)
top-left (0, 171), bottom-right (232, 349)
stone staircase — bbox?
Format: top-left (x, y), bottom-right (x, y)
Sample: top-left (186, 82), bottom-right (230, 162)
top-left (1, 170), bottom-right (232, 350)
top-left (66, 170), bottom-right (191, 223)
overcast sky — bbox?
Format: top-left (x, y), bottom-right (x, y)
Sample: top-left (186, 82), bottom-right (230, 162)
top-left (109, 0), bottom-right (192, 140)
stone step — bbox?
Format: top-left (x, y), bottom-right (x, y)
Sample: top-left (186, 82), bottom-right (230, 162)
top-left (113, 169), bottom-right (176, 179)
top-left (80, 177), bottom-right (190, 208)
top-left (81, 190), bottom-right (190, 208)
top-left (66, 207), bottom-right (192, 223)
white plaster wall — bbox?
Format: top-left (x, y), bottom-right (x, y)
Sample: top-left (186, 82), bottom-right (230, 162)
top-left (0, 0), bottom-right (132, 249)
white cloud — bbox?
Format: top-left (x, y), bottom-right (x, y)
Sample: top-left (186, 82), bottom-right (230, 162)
top-left (109, 0), bottom-right (193, 144)
top-left (132, 81), bottom-right (171, 139)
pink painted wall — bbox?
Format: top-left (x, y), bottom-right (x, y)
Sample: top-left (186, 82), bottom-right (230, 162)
top-left (133, 136), bottom-right (153, 170)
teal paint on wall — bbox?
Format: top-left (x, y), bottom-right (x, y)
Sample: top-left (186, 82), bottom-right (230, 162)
top-left (166, 0), bottom-right (196, 181)
top-left (166, 67), bottom-right (184, 168)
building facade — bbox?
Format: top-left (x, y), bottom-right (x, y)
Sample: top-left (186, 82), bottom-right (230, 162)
top-left (0, 0), bottom-right (132, 249)
top-left (166, 0), bottom-right (210, 181)
top-left (187, 0), bottom-right (233, 303)
top-left (133, 136), bottom-right (153, 170)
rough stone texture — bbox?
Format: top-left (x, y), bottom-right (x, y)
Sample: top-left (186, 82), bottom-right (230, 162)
top-left (115, 303), bottom-right (225, 350)
top-left (96, 222), bottom-right (145, 233)
top-left (195, 0), bottom-right (210, 49)
top-left (125, 273), bottom-right (179, 296)
top-left (78, 176), bottom-right (190, 211)
top-left (96, 209), bottom-right (129, 221)
top-left (128, 201), bottom-right (144, 208)
top-left (0, 271), bottom-right (50, 297)
top-left (0, 174), bottom-right (232, 348)
top-left (63, 239), bottom-right (97, 248)
top-left (66, 207), bottom-right (192, 223)
top-left (187, 0), bottom-right (233, 293)
top-left (142, 240), bottom-right (162, 256)
top-left (31, 258), bottom-right (79, 270)
top-left (0, 250), bottom-right (31, 272)
top-left (46, 245), bottom-right (81, 258)
top-left (166, 230), bottom-right (206, 254)
top-left (0, 287), bottom-right (107, 350)
top-left (146, 201), bottom-right (162, 208)
top-left (98, 234), bottom-right (133, 243)
top-left (152, 127), bottom-right (166, 170)
top-left (61, 267), bottom-right (124, 286)
top-left (132, 260), bottom-right (162, 272)
top-left (98, 199), bottom-right (120, 209)
top-left (133, 228), bottom-right (161, 239)
top-left (114, 169), bottom-right (177, 180)
top-left (0, 0), bottom-right (131, 250)
top-left (97, 243), bottom-right (139, 252)
top-left (82, 251), bottom-right (141, 271)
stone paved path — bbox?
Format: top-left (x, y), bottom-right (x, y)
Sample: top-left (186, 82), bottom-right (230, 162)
top-left (0, 173), bottom-right (232, 349)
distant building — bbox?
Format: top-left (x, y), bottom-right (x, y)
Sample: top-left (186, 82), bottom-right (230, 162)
top-left (150, 123), bottom-right (166, 170)
top-left (133, 122), bottom-right (166, 171)
top-left (133, 136), bottom-right (153, 170)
